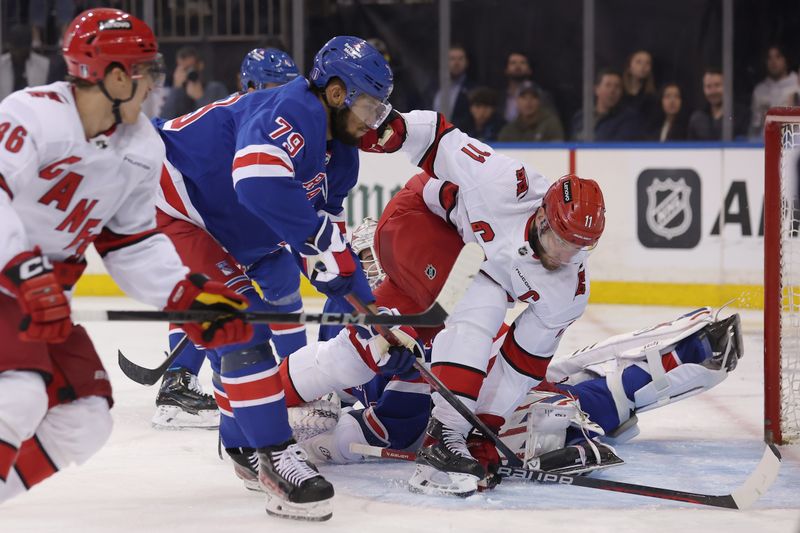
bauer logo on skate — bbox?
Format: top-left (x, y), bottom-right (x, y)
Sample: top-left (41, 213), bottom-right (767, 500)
top-left (637, 169), bottom-right (701, 249)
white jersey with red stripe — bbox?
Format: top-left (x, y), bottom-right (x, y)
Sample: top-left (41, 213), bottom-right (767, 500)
top-left (395, 111), bottom-right (592, 426)
top-left (0, 82), bottom-right (186, 306)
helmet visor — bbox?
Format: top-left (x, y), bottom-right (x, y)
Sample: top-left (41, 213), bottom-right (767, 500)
top-left (131, 53), bottom-right (166, 87)
top-left (537, 216), bottom-right (587, 266)
top-left (349, 93), bottom-right (392, 129)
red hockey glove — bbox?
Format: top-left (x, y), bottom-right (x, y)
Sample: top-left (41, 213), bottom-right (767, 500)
top-left (1, 249), bottom-right (72, 343)
top-left (166, 273), bottom-right (253, 348)
top-left (359, 110), bottom-right (407, 153)
top-left (467, 414), bottom-right (506, 491)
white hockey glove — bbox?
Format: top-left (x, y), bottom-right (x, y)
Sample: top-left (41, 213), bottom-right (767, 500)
top-left (351, 308), bottom-right (424, 377)
top-left (299, 214), bottom-right (374, 303)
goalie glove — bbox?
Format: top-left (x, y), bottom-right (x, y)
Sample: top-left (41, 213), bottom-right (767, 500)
top-left (359, 110), bottom-right (407, 153)
top-left (166, 273), bottom-right (253, 348)
top-left (300, 214), bottom-right (374, 303)
top-left (350, 308), bottom-right (423, 377)
top-left (0, 248), bottom-right (72, 343)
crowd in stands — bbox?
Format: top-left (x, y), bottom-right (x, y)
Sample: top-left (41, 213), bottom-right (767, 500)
top-left (424, 44), bottom-right (800, 143)
top-left (3, 2), bottom-right (799, 143)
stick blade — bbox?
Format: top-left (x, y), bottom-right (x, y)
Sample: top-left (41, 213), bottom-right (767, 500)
top-left (730, 444), bottom-right (782, 510)
top-left (435, 242), bottom-right (485, 315)
top-left (118, 350), bottom-right (164, 386)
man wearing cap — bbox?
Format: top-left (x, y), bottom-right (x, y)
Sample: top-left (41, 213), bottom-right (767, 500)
top-left (497, 81), bottom-right (564, 142)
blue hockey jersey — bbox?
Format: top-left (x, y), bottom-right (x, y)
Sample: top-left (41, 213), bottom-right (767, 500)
top-left (155, 78), bottom-right (358, 266)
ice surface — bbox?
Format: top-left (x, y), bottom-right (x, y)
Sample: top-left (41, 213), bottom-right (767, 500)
top-left (2, 300), bottom-right (798, 533)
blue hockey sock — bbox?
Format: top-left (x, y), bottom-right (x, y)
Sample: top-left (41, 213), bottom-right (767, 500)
top-left (219, 344), bottom-right (292, 448)
top-left (167, 329), bottom-right (206, 375)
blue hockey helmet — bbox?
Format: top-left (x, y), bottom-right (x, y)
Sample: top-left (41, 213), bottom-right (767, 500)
top-left (240, 47), bottom-right (299, 90)
top-left (309, 36), bottom-right (394, 128)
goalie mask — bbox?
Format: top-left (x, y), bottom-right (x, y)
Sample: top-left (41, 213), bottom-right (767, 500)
top-left (351, 217), bottom-right (385, 289)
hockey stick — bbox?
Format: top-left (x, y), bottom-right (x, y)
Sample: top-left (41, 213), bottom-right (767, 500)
top-left (113, 242), bottom-right (484, 387)
top-left (350, 442), bottom-right (782, 510)
top-left (345, 290), bottom-right (523, 468)
top-left (73, 243), bottom-right (484, 328)
top-left (117, 334), bottom-right (191, 386)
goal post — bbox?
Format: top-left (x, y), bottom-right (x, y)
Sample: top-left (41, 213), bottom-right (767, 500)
top-left (764, 107), bottom-right (800, 445)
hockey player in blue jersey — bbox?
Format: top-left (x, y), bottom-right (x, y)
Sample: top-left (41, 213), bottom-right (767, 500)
top-left (150, 36), bottom-right (397, 521)
top-left (240, 47), bottom-right (300, 91)
top-left (152, 47), bottom-right (303, 431)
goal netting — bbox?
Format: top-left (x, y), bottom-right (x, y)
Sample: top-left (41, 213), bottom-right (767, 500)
top-left (764, 107), bottom-right (800, 445)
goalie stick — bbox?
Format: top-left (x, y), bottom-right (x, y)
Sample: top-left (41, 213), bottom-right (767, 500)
top-left (112, 242), bottom-right (484, 386)
top-left (73, 242), bottom-right (483, 328)
top-left (349, 442), bottom-right (782, 510)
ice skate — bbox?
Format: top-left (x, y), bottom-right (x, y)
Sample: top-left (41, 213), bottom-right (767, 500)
top-left (258, 439), bottom-right (334, 521)
top-left (409, 417), bottom-right (485, 497)
top-left (701, 313), bottom-right (743, 372)
top-left (226, 447), bottom-right (263, 492)
top-left (152, 368), bottom-right (219, 429)
top-left (528, 439), bottom-right (624, 475)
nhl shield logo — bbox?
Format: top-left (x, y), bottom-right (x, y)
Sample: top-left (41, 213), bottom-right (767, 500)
top-left (637, 169), bottom-right (701, 249)
top-left (645, 177), bottom-right (692, 240)
top-left (425, 264), bottom-right (437, 280)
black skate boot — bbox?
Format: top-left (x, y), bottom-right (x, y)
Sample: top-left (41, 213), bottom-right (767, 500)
top-left (528, 439), bottom-right (624, 475)
top-left (258, 439), bottom-right (334, 521)
top-left (226, 447), bottom-right (262, 492)
top-left (152, 368), bottom-right (219, 429)
top-left (409, 417), bottom-right (486, 497)
top-left (701, 313), bottom-right (743, 372)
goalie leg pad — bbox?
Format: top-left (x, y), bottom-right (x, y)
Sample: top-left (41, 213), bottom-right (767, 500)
top-left (288, 392), bottom-right (341, 442)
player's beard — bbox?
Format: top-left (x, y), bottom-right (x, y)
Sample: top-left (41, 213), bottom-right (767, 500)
top-left (330, 106), bottom-right (360, 146)
top-left (528, 224), bottom-right (560, 272)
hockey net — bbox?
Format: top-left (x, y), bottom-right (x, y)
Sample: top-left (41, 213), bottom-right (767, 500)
top-left (764, 107), bottom-right (800, 445)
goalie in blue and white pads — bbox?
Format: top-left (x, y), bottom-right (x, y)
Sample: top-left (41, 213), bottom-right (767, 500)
top-left (493, 307), bottom-right (743, 479)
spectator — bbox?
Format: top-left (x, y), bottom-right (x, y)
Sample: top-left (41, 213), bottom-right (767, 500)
top-left (650, 83), bottom-right (688, 141)
top-left (623, 49), bottom-right (659, 130)
top-left (687, 67), bottom-right (749, 140)
top-left (430, 44), bottom-right (474, 129)
top-left (571, 69), bottom-right (645, 141)
top-left (462, 87), bottom-right (505, 143)
top-left (30, 0), bottom-right (75, 50)
top-left (368, 37), bottom-right (424, 112)
top-left (749, 46), bottom-right (798, 139)
top-left (497, 81), bottom-right (564, 142)
top-left (160, 46), bottom-right (229, 119)
top-left (0, 26), bottom-right (50, 101)
top-left (500, 51), bottom-right (554, 122)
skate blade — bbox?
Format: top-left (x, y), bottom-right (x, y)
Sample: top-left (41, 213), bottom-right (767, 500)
top-left (265, 493), bottom-right (333, 521)
top-left (408, 464), bottom-right (478, 498)
top-left (151, 405), bottom-right (219, 429)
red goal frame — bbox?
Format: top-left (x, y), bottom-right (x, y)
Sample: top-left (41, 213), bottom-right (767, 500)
top-left (763, 106), bottom-right (800, 445)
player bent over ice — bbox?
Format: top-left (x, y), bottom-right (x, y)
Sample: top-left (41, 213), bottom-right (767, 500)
top-left (151, 36), bottom-right (395, 520)
top-left (283, 220), bottom-right (743, 486)
top-left (0, 9), bottom-right (251, 504)
top-left (151, 47), bottom-right (301, 430)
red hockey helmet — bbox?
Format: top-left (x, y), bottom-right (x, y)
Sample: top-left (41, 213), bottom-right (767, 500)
top-left (542, 174), bottom-right (606, 249)
top-left (63, 8), bottom-right (161, 84)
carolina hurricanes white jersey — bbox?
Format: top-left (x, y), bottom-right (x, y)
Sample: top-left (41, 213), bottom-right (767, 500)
top-left (396, 110), bottom-right (591, 425)
top-left (0, 82), bottom-right (186, 306)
